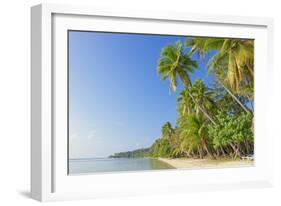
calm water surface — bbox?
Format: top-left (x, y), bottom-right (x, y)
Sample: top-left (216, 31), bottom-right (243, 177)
top-left (69, 158), bottom-right (175, 174)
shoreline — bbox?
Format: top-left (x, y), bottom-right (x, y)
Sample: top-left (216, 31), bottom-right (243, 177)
top-left (158, 157), bottom-right (254, 169)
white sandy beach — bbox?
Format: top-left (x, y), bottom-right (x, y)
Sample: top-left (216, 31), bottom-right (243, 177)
top-left (158, 157), bottom-right (254, 169)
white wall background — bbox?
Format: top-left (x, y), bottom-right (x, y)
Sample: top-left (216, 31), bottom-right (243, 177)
top-left (0, 0), bottom-right (280, 205)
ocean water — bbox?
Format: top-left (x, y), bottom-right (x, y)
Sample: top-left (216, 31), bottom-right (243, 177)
top-left (69, 158), bottom-right (175, 174)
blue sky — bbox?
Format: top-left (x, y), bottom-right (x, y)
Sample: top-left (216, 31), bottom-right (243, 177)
top-left (68, 31), bottom-right (215, 158)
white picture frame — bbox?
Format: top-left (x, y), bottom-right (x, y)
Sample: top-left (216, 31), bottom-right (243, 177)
top-left (31, 3), bottom-right (274, 202)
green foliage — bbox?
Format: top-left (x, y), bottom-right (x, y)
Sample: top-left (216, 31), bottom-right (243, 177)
top-left (157, 41), bottom-right (197, 92)
top-left (109, 148), bottom-right (150, 158)
top-left (150, 138), bottom-right (174, 158)
top-left (161, 122), bottom-right (174, 140)
top-left (208, 112), bottom-right (253, 150)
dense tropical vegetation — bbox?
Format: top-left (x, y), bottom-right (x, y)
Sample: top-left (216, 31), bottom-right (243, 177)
top-left (109, 148), bottom-right (150, 158)
top-left (110, 37), bottom-right (254, 160)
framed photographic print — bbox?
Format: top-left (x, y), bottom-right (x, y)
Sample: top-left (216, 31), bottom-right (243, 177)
top-left (31, 3), bottom-right (274, 201)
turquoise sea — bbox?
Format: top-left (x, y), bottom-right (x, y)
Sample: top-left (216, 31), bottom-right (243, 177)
top-left (69, 158), bottom-right (175, 174)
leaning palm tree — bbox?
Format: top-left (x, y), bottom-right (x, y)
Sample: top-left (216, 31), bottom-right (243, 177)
top-left (188, 113), bottom-right (214, 158)
top-left (190, 79), bottom-right (216, 116)
top-left (161, 122), bottom-right (180, 155)
top-left (179, 113), bottom-right (213, 158)
top-left (208, 39), bottom-right (254, 93)
top-left (157, 41), bottom-right (217, 124)
top-left (161, 122), bottom-right (174, 141)
top-left (185, 37), bottom-right (253, 113)
top-left (177, 116), bottom-right (199, 157)
top-left (177, 89), bottom-right (194, 117)
top-left (186, 37), bottom-right (223, 58)
top-left (186, 37), bottom-right (254, 87)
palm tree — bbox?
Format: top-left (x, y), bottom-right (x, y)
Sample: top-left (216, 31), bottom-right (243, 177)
top-left (177, 89), bottom-right (194, 117)
top-left (177, 115), bottom-right (197, 157)
top-left (177, 80), bottom-right (215, 119)
top-left (157, 41), bottom-right (217, 124)
top-left (161, 122), bottom-right (174, 142)
top-left (179, 113), bottom-right (213, 158)
top-left (190, 79), bottom-right (216, 116)
top-left (193, 113), bottom-right (214, 158)
top-left (208, 39), bottom-right (254, 92)
top-left (161, 122), bottom-right (181, 156)
top-left (185, 37), bottom-right (253, 113)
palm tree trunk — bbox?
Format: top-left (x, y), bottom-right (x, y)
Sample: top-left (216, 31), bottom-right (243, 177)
top-left (216, 78), bottom-right (250, 114)
top-left (197, 146), bottom-right (203, 159)
top-left (186, 89), bottom-right (217, 125)
top-left (229, 143), bottom-right (236, 158)
top-left (178, 71), bottom-right (217, 125)
top-left (183, 151), bottom-right (190, 158)
top-left (201, 138), bottom-right (213, 158)
top-left (220, 146), bottom-right (226, 156)
top-left (244, 140), bottom-right (250, 155)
